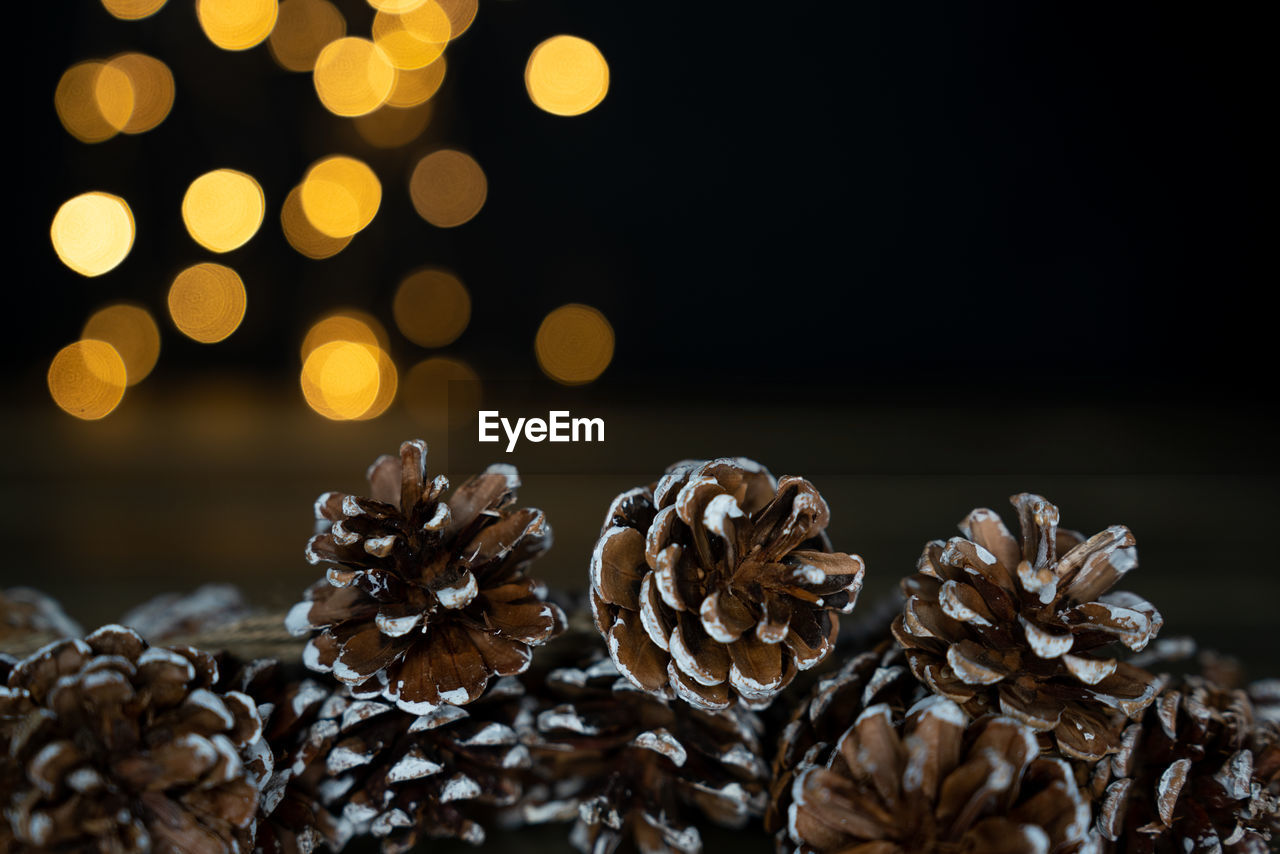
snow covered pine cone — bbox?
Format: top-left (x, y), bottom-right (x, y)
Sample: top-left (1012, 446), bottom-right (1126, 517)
top-left (590, 458), bottom-right (865, 710)
top-left (518, 643), bottom-right (769, 854)
top-left (1087, 673), bottom-right (1280, 852)
top-left (787, 696), bottom-right (1095, 854)
top-left (0, 625), bottom-right (271, 853)
top-left (288, 440), bottom-right (565, 713)
top-left (892, 493), bottom-right (1163, 761)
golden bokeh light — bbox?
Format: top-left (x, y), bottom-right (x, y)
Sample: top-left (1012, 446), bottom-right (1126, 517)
top-left (47, 340), bottom-right (128, 420)
top-left (385, 57), bottom-right (446, 107)
top-left (281, 184), bottom-right (351, 258)
top-left (51, 192), bottom-right (135, 277)
top-left (82, 304), bottom-right (161, 386)
top-left (107, 53), bottom-right (175, 134)
top-left (300, 310), bottom-right (388, 362)
top-left (55, 61), bottom-right (133, 143)
top-left (196, 0), bottom-right (280, 51)
top-left (403, 356), bottom-right (480, 425)
top-left (182, 169), bottom-right (265, 253)
top-left (535, 303), bottom-right (614, 385)
top-left (353, 102), bottom-right (434, 148)
top-left (436, 0), bottom-right (477, 39)
top-left (168, 263), bottom-right (247, 343)
top-left (525, 35), bottom-right (609, 116)
top-left (393, 269), bottom-right (470, 348)
top-left (301, 340), bottom-right (382, 420)
top-left (356, 347), bottom-right (398, 420)
top-left (313, 36), bottom-right (397, 117)
top-left (269, 0), bottom-right (346, 72)
top-left (102, 0), bottom-right (168, 20)
top-left (409, 149), bottom-right (487, 228)
top-left (372, 5), bottom-right (448, 70)
top-left (367, 0), bottom-right (427, 13)
top-left (300, 156), bottom-right (382, 238)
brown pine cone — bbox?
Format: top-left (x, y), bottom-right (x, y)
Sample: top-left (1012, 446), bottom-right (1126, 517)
top-left (764, 643), bottom-right (926, 839)
top-left (0, 625), bottom-right (271, 853)
top-left (287, 440), bottom-right (565, 713)
top-left (121, 584), bottom-right (257, 643)
top-left (892, 493), bottom-right (1163, 761)
top-left (1089, 674), bottom-right (1280, 852)
top-left (0, 587), bottom-right (82, 647)
top-left (786, 696), bottom-right (1095, 853)
top-left (298, 677), bottom-right (533, 852)
top-left (517, 638), bottom-right (769, 853)
top-left (590, 458), bottom-right (864, 711)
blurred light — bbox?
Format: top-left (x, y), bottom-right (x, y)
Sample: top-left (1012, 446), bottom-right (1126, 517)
top-left (269, 0), bottom-right (345, 72)
top-left (367, 0), bottom-right (427, 13)
top-left (300, 156), bottom-right (381, 238)
top-left (82, 304), bottom-right (161, 386)
top-left (301, 340), bottom-right (382, 420)
top-left (196, 0), bottom-right (279, 51)
top-left (535, 303), bottom-right (614, 385)
top-left (55, 61), bottom-right (133, 143)
top-left (168, 263), bottom-right (247, 343)
top-left (102, 0), bottom-right (168, 20)
top-left (372, 5), bottom-right (448, 70)
top-left (525, 35), bottom-right (609, 116)
top-left (393, 269), bottom-right (470, 348)
top-left (313, 36), bottom-right (396, 117)
top-left (106, 53), bottom-right (175, 134)
top-left (403, 356), bottom-right (479, 425)
top-left (51, 192), bottom-right (135, 277)
top-left (301, 310), bottom-right (388, 362)
top-left (409, 149), bottom-right (486, 228)
top-left (385, 57), bottom-right (446, 107)
top-left (281, 184), bottom-right (351, 258)
top-left (356, 347), bottom-right (398, 420)
top-left (353, 102), bottom-right (434, 148)
top-left (182, 169), bottom-right (265, 253)
top-left (436, 0), bottom-right (477, 39)
top-left (47, 340), bottom-right (127, 420)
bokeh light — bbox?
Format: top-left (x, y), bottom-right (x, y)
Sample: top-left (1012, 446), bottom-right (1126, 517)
top-left (47, 340), bottom-right (128, 420)
top-left (168, 263), bottom-right (247, 343)
top-left (51, 192), bottom-right (135, 277)
top-left (313, 36), bottom-right (397, 117)
top-left (269, 0), bottom-right (346, 72)
top-left (353, 102), bottom-right (434, 148)
top-left (367, 0), bottom-right (427, 13)
top-left (281, 184), bottom-right (351, 258)
top-left (409, 149), bottom-right (486, 228)
top-left (107, 53), bottom-right (175, 134)
top-left (300, 310), bottom-right (388, 362)
top-left (300, 156), bottom-right (382, 238)
top-left (525, 35), bottom-right (609, 116)
top-left (356, 347), bottom-right (398, 420)
top-left (82, 304), bottom-right (161, 386)
top-left (301, 341), bottom-right (382, 420)
top-left (55, 61), bottom-right (133, 143)
top-left (372, 5), bottom-right (448, 70)
top-left (403, 356), bottom-right (480, 425)
top-left (196, 0), bottom-right (279, 51)
top-left (182, 169), bottom-right (265, 253)
top-left (436, 0), bottom-right (477, 39)
top-left (102, 0), bottom-right (168, 20)
top-left (385, 58), bottom-right (446, 107)
top-left (393, 269), bottom-right (470, 348)
top-left (535, 303), bottom-right (614, 385)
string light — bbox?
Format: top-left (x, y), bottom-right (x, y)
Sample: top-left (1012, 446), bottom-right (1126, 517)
top-left (268, 0), bottom-right (346, 72)
top-left (82, 304), bottom-right (161, 386)
top-left (300, 340), bottom-right (383, 420)
top-left (535, 303), bottom-right (614, 385)
top-left (409, 149), bottom-right (487, 228)
top-left (55, 62), bottom-right (133, 143)
top-left (525, 35), bottom-right (609, 116)
top-left (101, 0), bottom-right (168, 20)
top-left (299, 156), bottom-right (382, 238)
top-left (281, 185), bottom-right (351, 258)
top-left (168, 263), bottom-right (247, 343)
top-left (51, 192), bottom-right (135, 277)
top-left (47, 340), bottom-right (128, 420)
top-left (313, 36), bottom-right (397, 117)
top-left (107, 53), bottom-right (175, 134)
top-left (300, 310), bottom-right (388, 362)
top-left (182, 169), bottom-right (265, 253)
top-left (196, 0), bottom-right (279, 51)
top-left (393, 269), bottom-right (470, 347)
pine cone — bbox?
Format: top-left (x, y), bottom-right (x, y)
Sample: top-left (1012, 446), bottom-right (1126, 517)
top-left (299, 677), bottom-right (533, 851)
top-left (1089, 674), bottom-right (1280, 852)
top-left (892, 493), bottom-right (1163, 760)
top-left (518, 637), bottom-right (769, 853)
top-left (0, 587), bottom-right (82, 647)
top-left (590, 458), bottom-right (864, 711)
top-left (121, 584), bottom-right (257, 643)
top-left (764, 643), bottom-right (926, 839)
top-left (0, 625), bottom-right (271, 853)
top-left (287, 440), bottom-right (565, 713)
top-left (786, 696), bottom-right (1095, 853)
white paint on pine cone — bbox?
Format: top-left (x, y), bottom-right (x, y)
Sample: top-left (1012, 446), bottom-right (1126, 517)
top-left (435, 571), bottom-right (478, 610)
top-left (538, 706), bottom-right (599, 735)
top-left (907, 694), bottom-right (968, 727)
top-left (423, 502), bottom-right (450, 531)
top-left (461, 722), bottom-right (516, 746)
top-left (702, 493), bottom-right (743, 541)
top-left (728, 662), bottom-right (782, 696)
top-left (1017, 560), bottom-right (1058, 604)
top-left (941, 581), bottom-right (993, 627)
top-left (136, 646), bottom-right (196, 680)
top-left (375, 611), bottom-right (420, 637)
top-left (185, 688), bottom-right (235, 728)
top-left (698, 592), bottom-right (739, 644)
top-left (632, 728), bottom-right (687, 766)
top-left (670, 625), bottom-right (723, 686)
top-left (409, 704), bottom-right (467, 732)
top-left (946, 644), bottom-right (1006, 685)
top-left (1214, 750), bottom-right (1253, 800)
top-left (439, 773), bottom-right (482, 803)
top-left (209, 733), bottom-right (244, 781)
top-left (641, 576), bottom-right (672, 650)
top-left (1019, 616), bottom-right (1074, 658)
top-left (285, 602), bottom-right (315, 637)
top-left (654, 544), bottom-right (687, 612)
top-left (502, 744), bottom-right (530, 769)
top-left (1156, 758), bottom-right (1192, 825)
top-left (387, 747), bottom-right (444, 782)
top-left (363, 535), bottom-right (397, 557)
top-left (791, 563), bottom-right (826, 585)
top-left (484, 462), bottom-right (521, 490)
top-left (1063, 653), bottom-right (1117, 685)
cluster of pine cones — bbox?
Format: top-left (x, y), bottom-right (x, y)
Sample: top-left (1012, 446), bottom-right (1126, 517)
top-left (2, 440), bottom-right (1277, 853)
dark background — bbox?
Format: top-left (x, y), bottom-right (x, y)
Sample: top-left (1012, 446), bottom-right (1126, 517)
top-left (4, 2), bottom-right (1277, 848)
